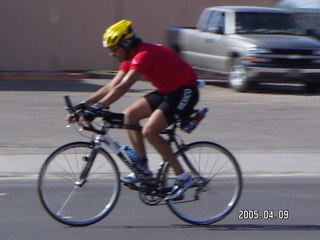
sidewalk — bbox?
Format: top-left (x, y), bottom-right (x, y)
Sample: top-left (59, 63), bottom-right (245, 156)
top-left (1, 152), bottom-right (320, 178)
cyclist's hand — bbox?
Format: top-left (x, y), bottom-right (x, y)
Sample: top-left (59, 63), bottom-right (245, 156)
top-left (66, 112), bottom-right (78, 123)
top-left (66, 102), bottom-right (86, 123)
top-left (81, 102), bottom-right (103, 123)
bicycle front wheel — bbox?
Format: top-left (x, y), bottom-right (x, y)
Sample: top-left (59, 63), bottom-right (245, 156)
top-left (166, 141), bottom-right (242, 225)
top-left (38, 142), bottom-right (120, 226)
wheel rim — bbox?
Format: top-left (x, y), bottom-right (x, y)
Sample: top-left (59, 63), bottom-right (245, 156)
top-left (166, 142), bottom-right (242, 225)
top-left (38, 143), bottom-right (120, 226)
top-left (229, 64), bottom-right (247, 89)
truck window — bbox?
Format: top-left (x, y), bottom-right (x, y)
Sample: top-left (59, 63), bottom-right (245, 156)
top-left (293, 12), bottom-right (320, 38)
top-left (206, 12), bottom-right (225, 34)
top-left (216, 13), bottom-right (225, 33)
top-left (197, 10), bottom-right (215, 31)
top-left (235, 12), bottom-right (305, 35)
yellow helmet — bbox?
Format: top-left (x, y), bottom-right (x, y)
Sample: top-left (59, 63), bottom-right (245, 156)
top-left (102, 19), bottom-right (135, 48)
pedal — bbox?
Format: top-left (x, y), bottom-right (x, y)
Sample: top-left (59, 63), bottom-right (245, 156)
top-left (172, 195), bottom-right (184, 201)
top-left (123, 182), bottom-right (139, 190)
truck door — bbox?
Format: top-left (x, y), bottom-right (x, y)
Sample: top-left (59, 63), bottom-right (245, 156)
top-left (183, 11), bottom-right (229, 73)
top-left (201, 11), bottom-right (229, 72)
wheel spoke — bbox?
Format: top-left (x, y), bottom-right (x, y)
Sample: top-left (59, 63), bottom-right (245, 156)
top-left (38, 142), bottom-right (120, 226)
top-left (57, 186), bottom-right (77, 216)
top-left (167, 141), bottom-right (242, 225)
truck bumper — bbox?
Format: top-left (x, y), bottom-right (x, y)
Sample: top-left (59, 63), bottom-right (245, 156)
top-left (246, 67), bottom-right (320, 82)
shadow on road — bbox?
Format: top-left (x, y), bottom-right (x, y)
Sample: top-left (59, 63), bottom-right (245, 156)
top-left (91, 223), bottom-right (320, 231)
top-left (0, 79), bottom-right (153, 93)
top-left (0, 79), bottom-right (103, 92)
top-left (205, 80), bottom-right (320, 96)
top-left (205, 224), bottom-right (320, 231)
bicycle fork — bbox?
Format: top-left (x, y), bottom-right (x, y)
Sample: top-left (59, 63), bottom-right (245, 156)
top-left (75, 138), bottom-right (101, 187)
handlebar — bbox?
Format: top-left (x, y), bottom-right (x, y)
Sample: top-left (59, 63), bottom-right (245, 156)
top-left (64, 95), bottom-right (197, 135)
top-left (64, 95), bottom-right (74, 113)
top-left (64, 95), bottom-right (125, 134)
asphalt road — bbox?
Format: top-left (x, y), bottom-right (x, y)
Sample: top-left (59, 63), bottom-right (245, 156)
top-left (0, 177), bottom-right (319, 240)
top-left (0, 78), bottom-right (320, 239)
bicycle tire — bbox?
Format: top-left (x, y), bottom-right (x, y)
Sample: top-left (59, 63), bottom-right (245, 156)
top-left (38, 141), bottom-right (121, 226)
top-left (165, 141), bottom-right (242, 225)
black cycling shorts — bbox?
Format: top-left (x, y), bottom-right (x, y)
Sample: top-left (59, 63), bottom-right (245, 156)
top-left (144, 85), bottom-right (199, 124)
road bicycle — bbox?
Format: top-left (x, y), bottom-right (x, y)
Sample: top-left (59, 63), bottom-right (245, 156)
top-left (38, 96), bottom-right (242, 226)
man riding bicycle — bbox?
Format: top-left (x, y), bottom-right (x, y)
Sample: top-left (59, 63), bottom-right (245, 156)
top-left (67, 19), bottom-right (199, 200)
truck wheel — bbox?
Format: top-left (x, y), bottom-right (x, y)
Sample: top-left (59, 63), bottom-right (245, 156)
top-left (305, 83), bottom-right (320, 93)
top-left (228, 58), bottom-right (251, 92)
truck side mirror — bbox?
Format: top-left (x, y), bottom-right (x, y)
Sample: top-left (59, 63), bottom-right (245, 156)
top-left (207, 26), bottom-right (224, 34)
top-left (306, 29), bottom-right (315, 36)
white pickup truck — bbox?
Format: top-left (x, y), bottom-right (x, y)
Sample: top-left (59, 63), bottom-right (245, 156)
top-left (167, 6), bottom-right (320, 92)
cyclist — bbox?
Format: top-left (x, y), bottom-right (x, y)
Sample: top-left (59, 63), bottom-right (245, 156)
top-left (68, 19), bottom-right (199, 200)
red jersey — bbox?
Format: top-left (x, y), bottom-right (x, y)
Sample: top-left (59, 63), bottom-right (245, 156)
top-left (119, 43), bottom-right (197, 94)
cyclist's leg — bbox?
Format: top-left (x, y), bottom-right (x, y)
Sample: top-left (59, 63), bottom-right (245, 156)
top-left (142, 109), bottom-right (184, 175)
top-left (123, 97), bottom-right (153, 159)
top-left (121, 98), bottom-right (154, 183)
top-left (143, 106), bottom-right (194, 200)
top-left (121, 92), bottom-right (167, 183)
top-left (124, 91), bottom-right (167, 160)
top-left (143, 85), bottom-right (199, 176)
top-left (148, 85), bottom-right (199, 200)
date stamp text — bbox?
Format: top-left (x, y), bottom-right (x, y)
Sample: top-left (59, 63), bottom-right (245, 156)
top-left (238, 209), bottom-right (289, 220)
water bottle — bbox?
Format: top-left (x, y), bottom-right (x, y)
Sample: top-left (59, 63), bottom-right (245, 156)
top-left (183, 108), bottom-right (208, 133)
top-left (121, 145), bottom-right (139, 162)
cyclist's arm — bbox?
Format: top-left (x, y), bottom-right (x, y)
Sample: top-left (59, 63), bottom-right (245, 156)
top-left (85, 70), bottom-right (127, 104)
top-left (98, 70), bottom-right (140, 108)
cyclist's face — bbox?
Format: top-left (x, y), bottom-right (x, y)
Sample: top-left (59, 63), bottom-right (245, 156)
top-left (108, 47), bottom-right (127, 61)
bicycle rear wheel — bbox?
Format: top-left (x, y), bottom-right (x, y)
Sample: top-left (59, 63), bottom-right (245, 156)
top-left (38, 142), bottom-right (120, 226)
top-left (165, 141), bottom-right (242, 225)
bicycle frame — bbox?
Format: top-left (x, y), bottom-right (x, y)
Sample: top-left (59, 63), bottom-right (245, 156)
top-left (86, 119), bottom-right (198, 184)
top-left (65, 94), bottom-right (198, 188)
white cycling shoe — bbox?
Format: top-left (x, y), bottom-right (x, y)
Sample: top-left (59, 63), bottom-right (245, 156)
top-left (164, 172), bottom-right (195, 201)
top-left (121, 170), bottom-right (153, 184)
